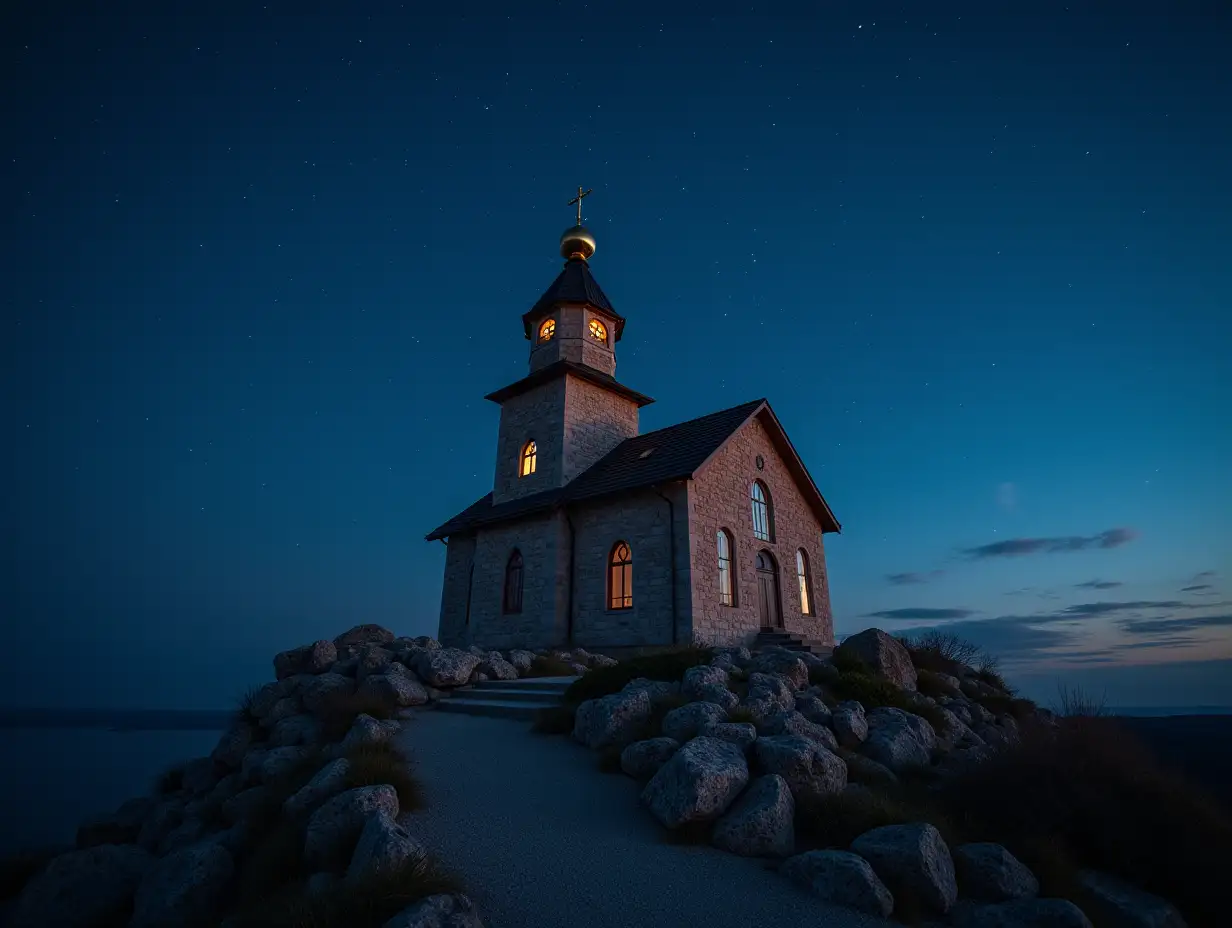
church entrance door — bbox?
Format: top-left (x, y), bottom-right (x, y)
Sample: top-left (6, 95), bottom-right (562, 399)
top-left (755, 550), bottom-right (782, 629)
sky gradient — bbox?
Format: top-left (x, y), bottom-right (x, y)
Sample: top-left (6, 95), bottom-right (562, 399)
top-left (4, 3), bottom-right (1230, 710)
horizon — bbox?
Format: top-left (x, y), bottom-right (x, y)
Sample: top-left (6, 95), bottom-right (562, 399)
top-left (4, 3), bottom-right (1230, 710)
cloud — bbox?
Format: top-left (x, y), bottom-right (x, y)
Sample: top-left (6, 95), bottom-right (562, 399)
top-left (1193, 571), bottom-right (1217, 581)
top-left (961, 527), bottom-right (1138, 559)
top-left (1181, 584), bottom-right (1213, 593)
top-left (997, 482), bottom-right (1017, 512)
top-left (886, 571), bottom-right (945, 586)
top-left (1111, 637), bottom-right (1200, 651)
top-left (863, 607), bottom-right (975, 621)
top-left (1075, 579), bottom-right (1122, 590)
top-left (1118, 613), bottom-right (1232, 636)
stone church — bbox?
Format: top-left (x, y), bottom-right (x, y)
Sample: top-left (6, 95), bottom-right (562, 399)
top-left (426, 197), bottom-right (841, 652)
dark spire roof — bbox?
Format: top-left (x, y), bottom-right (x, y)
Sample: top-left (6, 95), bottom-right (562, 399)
top-left (521, 258), bottom-right (626, 340)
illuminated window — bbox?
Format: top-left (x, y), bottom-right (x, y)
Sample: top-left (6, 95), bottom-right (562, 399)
top-left (520, 440), bottom-right (537, 476)
top-left (796, 549), bottom-right (813, 615)
top-left (538, 319), bottom-right (556, 342)
top-left (503, 550), bottom-right (523, 614)
top-left (608, 541), bottom-right (632, 609)
top-left (717, 528), bottom-right (735, 606)
top-left (588, 318), bottom-right (607, 342)
top-left (751, 480), bottom-right (774, 542)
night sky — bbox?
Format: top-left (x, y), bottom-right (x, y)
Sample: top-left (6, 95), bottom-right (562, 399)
top-left (4, 3), bottom-right (1230, 711)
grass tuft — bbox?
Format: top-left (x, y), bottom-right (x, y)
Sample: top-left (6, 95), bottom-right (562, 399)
top-left (316, 689), bottom-right (398, 743)
top-left (154, 762), bottom-right (187, 796)
top-left (523, 655), bottom-right (576, 678)
top-left (343, 741), bottom-right (425, 814)
top-left (975, 694), bottom-right (1039, 723)
top-left (1054, 683), bottom-right (1107, 718)
top-left (898, 630), bottom-right (983, 676)
top-left (828, 672), bottom-right (948, 734)
top-left (915, 669), bottom-right (958, 699)
top-left (829, 647), bottom-right (871, 676)
top-left (236, 684), bottom-right (265, 727)
top-left (562, 646), bottom-right (712, 705)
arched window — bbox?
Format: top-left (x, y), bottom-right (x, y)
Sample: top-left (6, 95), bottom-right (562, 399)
top-left (538, 318), bottom-right (556, 342)
top-left (751, 480), bottom-right (774, 542)
top-left (520, 440), bottom-right (537, 477)
top-left (796, 549), bottom-right (813, 616)
top-left (717, 529), bottom-right (735, 606)
top-left (503, 550), bottom-right (524, 614)
top-left (588, 318), bottom-right (607, 342)
top-left (608, 541), bottom-right (633, 610)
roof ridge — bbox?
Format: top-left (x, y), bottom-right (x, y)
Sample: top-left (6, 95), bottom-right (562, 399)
top-left (629, 397), bottom-right (766, 443)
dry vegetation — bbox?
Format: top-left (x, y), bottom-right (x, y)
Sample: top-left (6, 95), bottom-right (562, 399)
top-left (316, 689), bottom-right (399, 743)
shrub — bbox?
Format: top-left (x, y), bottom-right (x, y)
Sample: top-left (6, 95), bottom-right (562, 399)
top-left (317, 689), bottom-right (399, 742)
top-left (795, 787), bottom-right (916, 850)
top-left (829, 672), bottom-right (948, 734)
top-left (1054, 683), bottom-right (1107, 718)
top-left (975, 694), bottom-right (1039, 723)
top-left (531, 704), bottom-right (576, 734)
top-left (154, 762), bottom-right (187, 796)
top-left (829, 647), bottom-right (871, 676)
top-left (932, 715), bottom-right (1232, 926)
top-left (236, 684), bottom-right (264, 728)
top-left (898, 630), bottom-right (979, 676)
top-left (974, 654), bottom-right (1014, 694)
top-left (915, 669), bottom-right (957, 699)
top-left (562, 646), bottom-right (712, 705)
top-left (523, 655), bottom-right (576, 678)
top-left (344, 741), bottom-right (424, 814)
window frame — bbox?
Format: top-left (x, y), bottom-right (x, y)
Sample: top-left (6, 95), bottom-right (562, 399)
top-left (538, 318), bottom-right (556, 342)
top-left (503, 549), bottom-right (524, 614)
top-left (796, 548), bottom-right (813, 616)
top-left (587, 318), bottom-right (608, 343)
top-left (717, 528), bottom-right (736, 606)
top-left (751, 480), bottom-right (775, 542)
top-left (520, 440), bottom-right (537, 477)
top-left (607, 540), bottom-right (633, 610)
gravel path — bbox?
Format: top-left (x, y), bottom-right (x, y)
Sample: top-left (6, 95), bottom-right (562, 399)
top-left (396, 711), bottom-right (896, 928)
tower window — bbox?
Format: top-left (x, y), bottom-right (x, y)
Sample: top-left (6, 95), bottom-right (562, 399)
top-left (751, 480), bottom-right (774, 542)
top-left (588, 318), bottom-right (607, 342)
top-left (608, 541), bottom-right (633, 610)
top-left (520, 440), bottom-right (537, 476)
top-left (503, 549), bottom-right (524, 614)
top-left (538, 319), bottom-right (556, 342)
top-left (796, 549), bottom-right (813, 616)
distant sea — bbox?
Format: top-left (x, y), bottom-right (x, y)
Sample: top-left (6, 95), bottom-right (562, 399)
top-left (1, 705), bottom-right (1229, 856)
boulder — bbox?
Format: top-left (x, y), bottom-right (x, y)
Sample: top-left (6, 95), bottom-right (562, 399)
top-left (256, 745), bottom-right (313, 783)
top-left (505, 649), bottom-right (536, 673)
top-left (334, 624), bottom-right (396, 649)
top-left (300, 672), bottom-right (358, 714)
top-left (158, 817), bottom-right (208, 856)
top-left (359, 672), bottom-right (429, 708)
top-left (130, 843), bottom-right (234, 928)
top-left (259, 696), bottom-right (302, 729)
top-left (572, 689), bottom-right (653, 750)
top-left (330, 658), bottom-right (359, 678)
top-left (832, 701), bottom-right (868, 747)
top-left (692, 683), bottom-right (739, 711)
top-left (7, 844), bottom-right (153, 928)
top-left (137, 798), bottom-right (185, 853)
top-left (851, 822), bottom-right (957, 915)
top-left (180, 757), bottom-right (221, 796)
top-left (641, 736), bottom-right (749, 828)
top-left (338, 714), bottom-right (401, 753)
top-left (1076, 870), bottom-right (1188, 928)
top-left (589, 654), bottom-right (619, 669)
top-left (222, 786), bottom-right (272, 826)
top-left (661, 701), bottom-right (728, 742)
top-left (250, 680), bottom-right (290, 718)
top-left (954, 842), bottom-right (1039, 902)
top-left (346, 813), bottom-right (425, 883)
top-left (621, 678), bottom-right (682, 705)
top-left (270, 713), bottom-right (322, 747)
top-left (409, 635), bottom-right (441, 650)
top-left (308, 871), bottom-right (339, 895)
top-left (210, 723), bottom-right (254, 769)
top-left (618, 736), bottom-right (679, 779)
top-left (681, 664), bottom-right (731, 699)
top-left (793, 693), bottom-right (832, 726)
top-left (304, 785), bottom-right (400, 869)
top-left (746, 672), bottom-right (796, 711)
top-left (413, 648), bottom-right (482, 687)
top-left (781, 849), bottom-right (894, 917)
top-left (863, 707), bottom-right (937, 771)
top-left (285, 758), bottom-right (352, 817)
top-left (711, 773), bottom-right (795, 858)
top-left (274, 639), bottom-right (338, 680)
top-left (750, 651), bottom-right (809, 689)
top-left (567, 661), bottom-right (589, 675)
top-left (700, 721), bottom-right (758, 751)
top-left (383, 893), bottom-right (484, 928)
top-left (753, 735), bottom-right (847, 804)
top-left (77, 796), bottom-right (155, 848)
top-left (740, 695), bottom-right (782, 725)
top-left (760, 710), bottom-right (838, 752)
top-left (355, 646), bottom-right (395, 682)
top-left (842, 755), bottom-right (900, 791)
top-left (476, 655), bottom-right (519, 680)
top-left (951, 898), bottom-right (1094, 928)
top-left (838, 628), bottom-right (918, 690)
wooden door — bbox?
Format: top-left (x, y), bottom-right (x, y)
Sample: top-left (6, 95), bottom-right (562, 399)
top-left (756, 550), bottom-right (781, 628)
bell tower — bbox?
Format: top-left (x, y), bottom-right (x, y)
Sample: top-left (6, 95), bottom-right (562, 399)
top-left (485, 188), bottom-right (654, 505)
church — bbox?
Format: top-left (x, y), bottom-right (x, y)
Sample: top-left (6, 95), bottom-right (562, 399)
top-left (426, 190), bottom-right (841, 653)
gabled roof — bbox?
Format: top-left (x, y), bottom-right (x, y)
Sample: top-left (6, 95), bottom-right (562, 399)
top-left (484, 360), bottom-right (655, 408)
top-left (425, 399), bottom-right (841, 540)
top-left (521, 258), bottom-right (626, 340)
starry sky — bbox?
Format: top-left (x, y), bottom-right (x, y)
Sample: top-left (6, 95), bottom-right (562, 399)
top-left (4, 3), bottom-right (1230, 711)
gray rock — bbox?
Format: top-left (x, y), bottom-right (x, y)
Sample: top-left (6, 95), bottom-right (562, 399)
top-left (7, 844), bottom-right (153, 928)
top-left (300, 672), bottom-right (358, 714)
top-left (621, 677), bottom-right (682, 705)
top-left (274, 639), bottom-right (338, 680)
top-left (409, 635), bottom-right (440, 650)
top-left (360, 672), bottom-right (429, 708)
top-left (863, 707), bottom-right (937, 771)
top-left (137, 798), bottom-right (184, 853)
top-left (951, 898), bottom-right (1094, 928)
top-left (781, 849), bottom-right (895, 917)
top-left (355, 645), bottom-right (395, 682)
top-left (793, 693), bottom-right (832, 725)
top-left (240, 747), bottom-right (270, 784)
top-left (270, 712), bottom-right (321, 747)
top-left (954, 843), bottom-right (1039, 902)
top-left (661, 700), bottom-right (728, 742)
top-left (130, 842), bottom-right (234, 928)
top-left (285, 758), bottom-right (352, 817)
top-left (476, 655), bottom-right (519, 680)
top-left (382, 893), bottom-right (484, 928)
top-left (250, 679), bottom-right (289, 718)
top-left (693, 682), bottom-right (739, 711)
top-left (1076, 870), bottom-right (1188, 928)
top-left (339, 714), bottom-right (401, 753)
top-left (222, 785), bottom-right (271, 826)
top-left (210, 723), bottom-right (254, 769)
top-left (257, 745), bottom-right (312, 783)
top-left (567, 661), bottom-right (589, 675)
top-left (740, 694), bottom-right (782, 725)
top-left (760, 710), bottom-right (838, 751)
top-left (259, 696), bottom-right (301, 729)
top-left (746, 672), bottom-right (796, 711)
top-left (573, 688), bottom-right (653, 750)
top-left (346, 813), bottom-right (425, 882)
top-left (77, 796), bottom-right (155, 848)
top-left (413, 647), bottom-right (482, 687)
top-left (700, 721), bottom-right (758, 751)
top-left (334, 624), bottom-right (396, 649)
top-left (641, 736), bottom-right (749, 828)
top-left (843, 754), bottom-right (900, 790)
top-left (307, 871), bottom-right (339, 895)
top-left (750, 651), bottom-right (809, 689)
top-left (712, 773), bottom-right (795, 857)
top-left (330, 657), bottom-right (359, 677)
top-left (832, 700), bottom-right (868, 747)
top-left (851, 822), bottom-right (957, 915)
top-left (620, 737), bottom-right (681, 779)
top-left (753, 735), bottom-right (847, 804)
top-left (589, 653), bottom-right (619, 669)
top-left (681, 664), bottom-right (731, 699)
top-left (157, 817), bottom-right (207, 856)
top-left (304, 785), bottom-right (399, 869)
top-left (839, 628), bottom-right (918, 690)
top-left (505, 649), bottom-right (535, 673)
top-left (180, 757), bottom-right (221, 796)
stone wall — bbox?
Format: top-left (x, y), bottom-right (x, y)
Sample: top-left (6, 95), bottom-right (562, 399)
top-left (436, 533), bottom-right (477, 647)
top-left (686, 413), bottom-right (835, 648)
top-left (561, 373), bottom-right (640, 484)
top-left (528, 305), bottom-right (617, 376)
top-left (491, 378), bottom-right (565, 505)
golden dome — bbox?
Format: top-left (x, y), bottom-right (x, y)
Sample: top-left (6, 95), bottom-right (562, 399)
top-left (559, 225), bottom-right (596, 261)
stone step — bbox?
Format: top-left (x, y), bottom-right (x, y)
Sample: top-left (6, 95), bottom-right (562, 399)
top-left (472, 676), bottom-right (575, 693)
top-left (435, 698), bottom-right (546, 722)
top-left (449, 687), bottom-right (564, 704)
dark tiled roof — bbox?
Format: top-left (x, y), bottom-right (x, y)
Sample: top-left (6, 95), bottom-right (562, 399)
top-left (425, 399), bottom-right (767, 540)
top-left (521, 258), bottom-right (626, 340)
top-left (483, 360), bottom-right (655, 407)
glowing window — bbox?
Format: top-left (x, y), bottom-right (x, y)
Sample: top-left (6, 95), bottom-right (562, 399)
top-left (608, 541), bottom-right (633, 609)
top-left (520, 440), bottom-right (537, 477)
top-left (538, 319), bottom-right (556, 342)
top-left (751, 480), bottom-right (774, 542)
top-left (796, 549), bottom-right (813, 616)
top-left (588, 318), bottom-right (607, 342)
top-left (717, 529), bottom-right (735, 606)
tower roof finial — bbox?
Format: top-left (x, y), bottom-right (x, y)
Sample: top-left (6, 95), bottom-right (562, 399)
top-left (560, 185), bottom-right (596, 261)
